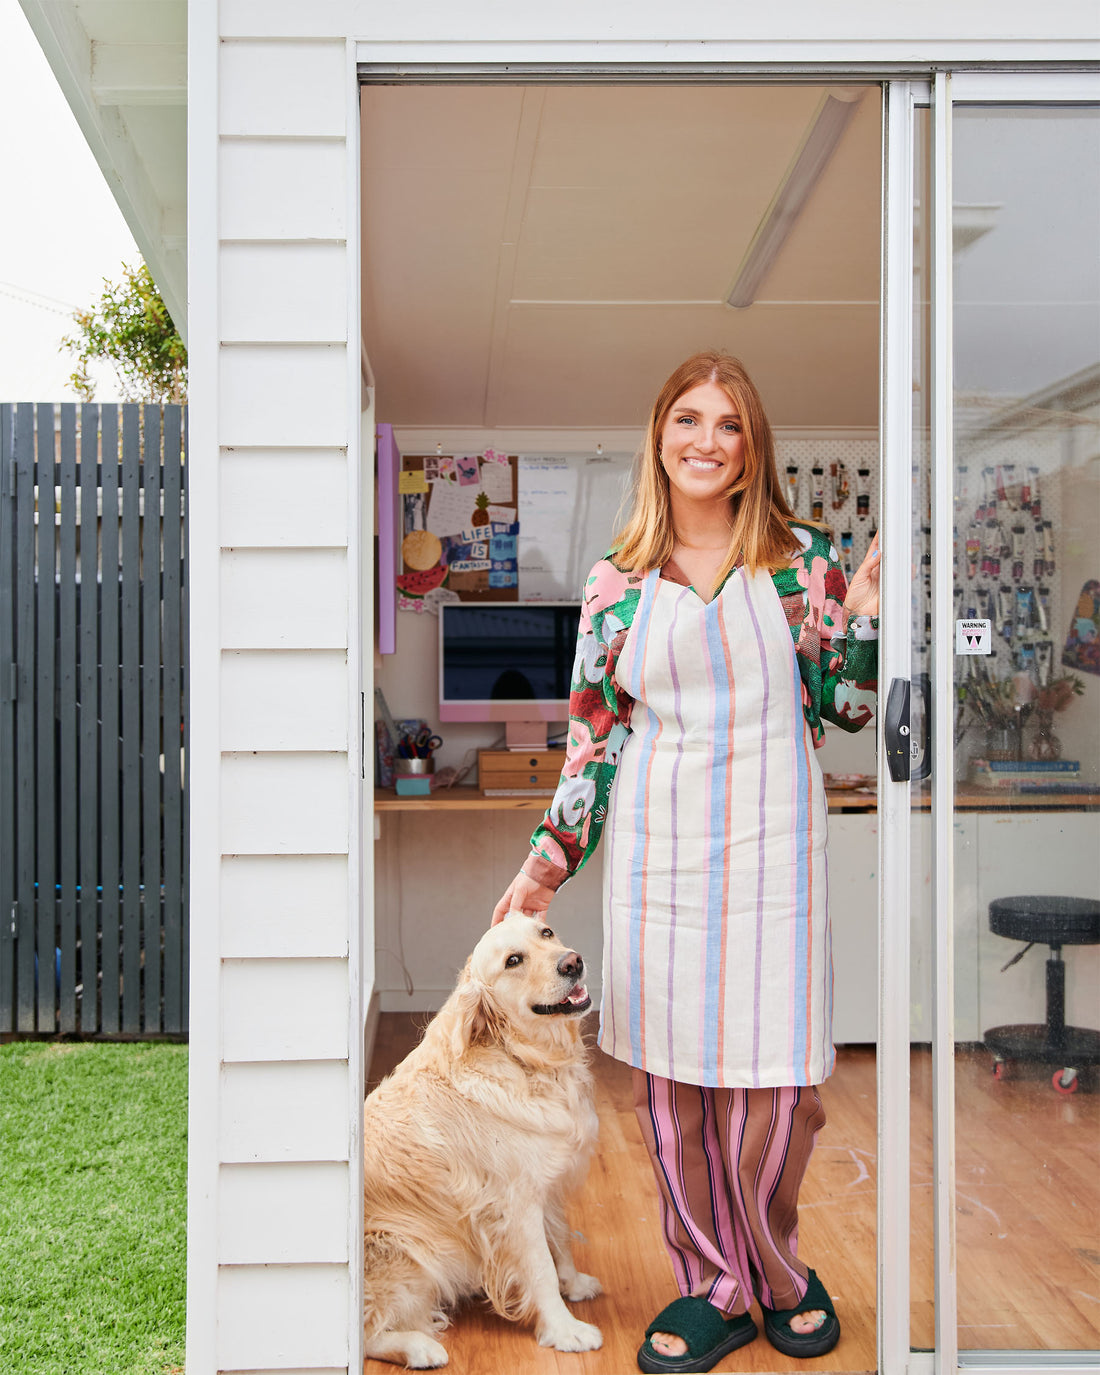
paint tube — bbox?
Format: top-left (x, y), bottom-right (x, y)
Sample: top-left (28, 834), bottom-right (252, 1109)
top-left (998, 585), bottom-right (1015, 641)
top-left (830, 461), bottom-right (849, 510)
top-left (1014, 585), bottom-right (1033, 638)
top-left (1011, 525), bottom-right (1026, 581)
top-left (965, 524), bottom-right (981, 579)
top-left (1042, 520), bottom-right (1055, 576)
top-left (811, 467), bottom-right (825, 520)
top-left (955, 464), bottom-right (969, 515)
top-left (856, 468), bottom-right (870, 517)
top-left (786, 465), bottom-right (801, 513)
top-left (1035, 586), bottom-right (1050, 634)
top-left (995, 465), bottom-right (1009, 508)
top-left (982, 520), bottom-right (1001, 578)
top-left (840, 530), bottom-right (854, 581)
top-left (1033, 523), bottom-right (1046, 582)
top-left (1034, 639), bottom-right (1053, 687)
top-left (1028, 468), bottom-right (1041, 519)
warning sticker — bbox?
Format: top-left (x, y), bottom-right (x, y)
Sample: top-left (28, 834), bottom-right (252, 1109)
top-left (955, 618), bottom-right (992, 655)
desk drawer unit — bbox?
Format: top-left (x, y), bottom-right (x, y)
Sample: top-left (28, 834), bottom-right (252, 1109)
top-left (478, 750), bottom-right (564, 794)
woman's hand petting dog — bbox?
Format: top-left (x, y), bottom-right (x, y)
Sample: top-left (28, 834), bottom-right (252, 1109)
top-left (363, 914), bottom-right (602, 1368)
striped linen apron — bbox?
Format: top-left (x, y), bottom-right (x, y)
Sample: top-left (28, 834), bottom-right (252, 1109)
top-left (599, 564), bottom-right (834, 1089)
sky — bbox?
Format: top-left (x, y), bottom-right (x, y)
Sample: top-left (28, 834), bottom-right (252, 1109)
top-left (0, 0), bottom-right (139, 401)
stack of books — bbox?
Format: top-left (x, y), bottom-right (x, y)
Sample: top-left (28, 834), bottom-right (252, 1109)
top-left (968, 758), bottom-right (1082, 791)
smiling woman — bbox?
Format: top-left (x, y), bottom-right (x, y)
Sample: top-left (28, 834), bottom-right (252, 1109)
top-left (494, 350), bottom-right (880, 1372)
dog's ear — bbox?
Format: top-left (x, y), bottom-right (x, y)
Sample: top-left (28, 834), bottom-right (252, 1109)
top-left (445, 966), bottom-right (503, 1058)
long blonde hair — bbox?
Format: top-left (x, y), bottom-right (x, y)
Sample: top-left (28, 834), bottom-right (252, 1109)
top-left (613, 351), bottom-right (798, 587)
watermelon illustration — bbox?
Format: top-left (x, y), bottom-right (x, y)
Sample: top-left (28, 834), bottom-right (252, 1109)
top-left (397, 565), bottom-right (448, 598)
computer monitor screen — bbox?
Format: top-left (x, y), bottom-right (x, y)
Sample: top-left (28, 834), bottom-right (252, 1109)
top-left (438, 602), bottom-right (580, 733)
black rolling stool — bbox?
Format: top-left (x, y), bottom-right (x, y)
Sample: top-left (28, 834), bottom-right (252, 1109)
top-left (984, 895), bottom-right (1100, 1094)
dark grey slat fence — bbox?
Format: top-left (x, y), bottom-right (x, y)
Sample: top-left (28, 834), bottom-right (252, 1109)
top-left (0, 402), bottom-right (188, 1037)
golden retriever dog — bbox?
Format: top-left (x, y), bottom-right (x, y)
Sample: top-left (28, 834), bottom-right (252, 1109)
top-left (362, 912), bottom-right (602, 1369)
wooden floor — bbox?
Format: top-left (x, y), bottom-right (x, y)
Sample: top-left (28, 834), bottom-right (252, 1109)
top-left (366, 1016), bottom-right (1099, 1373)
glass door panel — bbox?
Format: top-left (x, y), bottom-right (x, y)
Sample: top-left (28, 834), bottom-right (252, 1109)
top-left (950, 102), bottom-right (1100, 1354)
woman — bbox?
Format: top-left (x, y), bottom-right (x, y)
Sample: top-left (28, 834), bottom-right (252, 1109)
top-left (492, 351), bottom-right (880, 1374)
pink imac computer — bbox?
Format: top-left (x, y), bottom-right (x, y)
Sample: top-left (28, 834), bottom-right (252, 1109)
top-left (438, 601), bottom-right (579, 750)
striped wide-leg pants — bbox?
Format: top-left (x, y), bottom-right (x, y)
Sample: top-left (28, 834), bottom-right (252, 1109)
top-left (632, 1069), bottom-right (826, 1316)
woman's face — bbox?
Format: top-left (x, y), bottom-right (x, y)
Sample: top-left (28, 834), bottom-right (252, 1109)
top-left (659, 380), bottom-right (746, 510)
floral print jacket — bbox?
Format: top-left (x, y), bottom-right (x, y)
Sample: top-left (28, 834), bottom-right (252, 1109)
top-left (524, 522), bottom-right (879, 890)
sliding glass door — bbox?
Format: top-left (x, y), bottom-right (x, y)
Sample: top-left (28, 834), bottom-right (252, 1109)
top-left (883, 72), bottom-right (1100, 1375)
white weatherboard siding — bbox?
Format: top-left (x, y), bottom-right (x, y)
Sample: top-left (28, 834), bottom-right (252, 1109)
top-left (187, 21), bottom-right (364, 1375)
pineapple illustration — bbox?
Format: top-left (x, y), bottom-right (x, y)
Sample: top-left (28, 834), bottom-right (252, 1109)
top-left (471, 491), bottom-right (491, 527)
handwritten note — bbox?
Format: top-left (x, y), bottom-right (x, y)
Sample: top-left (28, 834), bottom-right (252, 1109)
top-left (479, 461), bottom-right (513, 502)
top-left (399, 469), bottom-right (429, 495)
top-left (427, 481), bottom-right (477, 537)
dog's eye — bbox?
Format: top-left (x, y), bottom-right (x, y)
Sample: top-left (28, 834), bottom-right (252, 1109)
top-left (505, 953), bottom-right (524, 968)
top-left (540, 927), bottom-right (554, 940)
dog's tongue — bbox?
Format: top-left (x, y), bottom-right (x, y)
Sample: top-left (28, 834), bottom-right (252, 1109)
top-left (563, 984), bottom-right (589, 1006)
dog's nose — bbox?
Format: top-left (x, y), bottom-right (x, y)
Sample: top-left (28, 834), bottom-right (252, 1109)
top-left (557, 951), bottom-right (583, 978)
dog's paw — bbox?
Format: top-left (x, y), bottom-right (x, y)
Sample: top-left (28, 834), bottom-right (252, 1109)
top-left (537, 1316), bottom-right (603, 1352)
top-left (400, 1332), bottom-right (449, 1368)
top-left (363, 1331), bottom-right (448, 1369)
top-left (561, 1271), bottom-right (602, 1302)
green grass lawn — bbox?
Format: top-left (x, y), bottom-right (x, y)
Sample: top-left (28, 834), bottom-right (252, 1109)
top-left (0, 1042), bottom-right (187, 1375)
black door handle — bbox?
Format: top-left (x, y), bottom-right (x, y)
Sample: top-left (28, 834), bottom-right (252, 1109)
top-left (883, 675), bottom-right (932, 782)
top-left (884, 678), bottom-right (912, 781)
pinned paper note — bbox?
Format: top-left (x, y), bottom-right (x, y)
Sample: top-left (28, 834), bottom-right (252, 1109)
top-left (427, 482), bottom-right (478, 538)
top-left (479, 461), bottom-right (513, 502)
top-left (456, 454), bottom-right (481, 486)
top-left (487, 504), bottom-right (517, 524)
top-left (399, 469), bottom-right (429, 495)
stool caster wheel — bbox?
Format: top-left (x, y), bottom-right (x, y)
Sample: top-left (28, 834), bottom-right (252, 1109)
top-left (992, 1058), bottom-right (1007, 1081)
top-left (1052, 1068), bottom-right (1079, 1095)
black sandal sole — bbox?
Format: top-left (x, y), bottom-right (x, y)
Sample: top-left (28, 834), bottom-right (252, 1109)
top-left (762, 1313), bottom-right (841, 1359)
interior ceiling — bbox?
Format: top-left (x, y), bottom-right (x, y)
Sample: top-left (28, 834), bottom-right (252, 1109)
top-left (360, 84), bottom-right (883, 433)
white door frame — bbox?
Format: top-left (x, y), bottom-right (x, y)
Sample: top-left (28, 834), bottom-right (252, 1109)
top-left (353, 55), bottom-right (1100, 1375)
top-left (918, 69), bottom-right (1100, 1375)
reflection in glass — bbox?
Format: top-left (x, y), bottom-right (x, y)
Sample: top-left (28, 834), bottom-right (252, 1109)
top-left (909, 103), bottom-right (936, 1354)
top-left (951, 106), bottom-right (1100, 1353)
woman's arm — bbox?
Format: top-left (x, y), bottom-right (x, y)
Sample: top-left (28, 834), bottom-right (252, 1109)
top-left (821, 533), bottom-right (879, 733)
top-left (491, 561), bottom-right (638, 925)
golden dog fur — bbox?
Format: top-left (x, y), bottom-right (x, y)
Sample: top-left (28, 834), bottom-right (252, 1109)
top-left (362, 913), bottom-right (602, 1369)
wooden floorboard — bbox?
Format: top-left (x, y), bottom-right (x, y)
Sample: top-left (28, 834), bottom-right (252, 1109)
top-left (365, 1015), bottom-right (1099, 1372)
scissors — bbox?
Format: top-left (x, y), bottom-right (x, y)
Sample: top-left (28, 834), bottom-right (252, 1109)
top-left (412, 729), bottom-right (443, 759)
top-left (399, 729), bottom-right (442, 759)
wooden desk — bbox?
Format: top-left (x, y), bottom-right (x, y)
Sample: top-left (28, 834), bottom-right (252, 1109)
top-left (374, 785), bottom-right (879, 813)
top-left (374, 784), bottom-right (1099, 813)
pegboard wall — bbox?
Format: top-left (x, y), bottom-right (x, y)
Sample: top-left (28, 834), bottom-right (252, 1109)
top-left (775, 438), bottom-right (880, 580)
top-left (911, 428), bottom-right (1069, 762)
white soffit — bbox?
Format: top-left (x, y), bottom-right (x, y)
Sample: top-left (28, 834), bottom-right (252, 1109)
top-left (18, 0), bottom-right (187, 335)
top-left (360, 84), bottom-right (883, 431)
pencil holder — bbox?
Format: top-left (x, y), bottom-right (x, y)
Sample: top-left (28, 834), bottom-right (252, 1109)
top-left (395, 757), bottom-right (434, 777)
top-left (395, 756), bottom-right (434, 795)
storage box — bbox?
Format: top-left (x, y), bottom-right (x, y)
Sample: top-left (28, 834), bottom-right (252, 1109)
top-left (395, 776), bottom-right (432, 796)
top-left (478, 749), bottom-right (563, 795)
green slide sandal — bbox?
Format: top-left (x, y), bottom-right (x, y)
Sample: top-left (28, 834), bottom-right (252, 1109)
top-left (637, 1296), bottom-right (758, 1374)
top-left (760, 1269), bottom-right (841, 1358)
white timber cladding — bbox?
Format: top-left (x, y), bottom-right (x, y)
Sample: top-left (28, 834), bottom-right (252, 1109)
top-left (186, 21), bottom-right (362, 1375)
